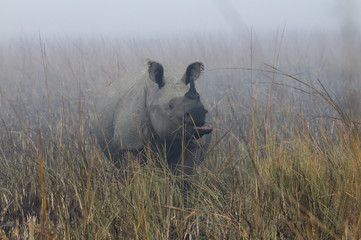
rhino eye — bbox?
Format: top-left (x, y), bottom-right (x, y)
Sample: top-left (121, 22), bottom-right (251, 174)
top-left (169, 99), bottom-right (175, 109)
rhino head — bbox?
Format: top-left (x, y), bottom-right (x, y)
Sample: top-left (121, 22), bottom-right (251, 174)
top-left (146, 60), bottom-right (212, 143)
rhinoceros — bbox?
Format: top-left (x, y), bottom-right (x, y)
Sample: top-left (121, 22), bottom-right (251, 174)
top-left (93, 60), bottom-right (212, 175)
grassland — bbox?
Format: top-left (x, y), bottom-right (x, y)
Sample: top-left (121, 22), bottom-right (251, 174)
top-left (1, 31), bottom-right (361, 239)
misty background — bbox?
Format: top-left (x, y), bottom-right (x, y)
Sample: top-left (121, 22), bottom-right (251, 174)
top-left (1, 0), bottom-right (360, 39)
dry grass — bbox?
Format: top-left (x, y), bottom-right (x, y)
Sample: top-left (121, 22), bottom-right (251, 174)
top-left (1, 31), bottom-right (361, 239)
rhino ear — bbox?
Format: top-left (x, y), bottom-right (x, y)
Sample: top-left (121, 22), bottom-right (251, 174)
top-left (148, 61), bottom-right (164, 88)
top-left (181, 62), bottom-right (204, 85)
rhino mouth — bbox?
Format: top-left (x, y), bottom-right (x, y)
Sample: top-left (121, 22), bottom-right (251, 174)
top-left (183, 113), bottom-right (213, 139)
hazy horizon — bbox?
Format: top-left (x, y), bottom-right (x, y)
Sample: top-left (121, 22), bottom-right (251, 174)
top-left (1, 0), bottom-right (360, 40)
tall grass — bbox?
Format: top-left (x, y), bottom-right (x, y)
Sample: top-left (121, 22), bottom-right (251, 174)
top-left (1, 31), bottom-right (361, 239)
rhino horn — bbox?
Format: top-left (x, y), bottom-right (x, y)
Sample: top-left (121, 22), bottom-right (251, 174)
top-left (185, 76), bottom-right (200, 99)
top-left (182, 62), bottom-right (204, 99)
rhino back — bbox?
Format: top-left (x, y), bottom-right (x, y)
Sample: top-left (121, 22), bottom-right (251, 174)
top-left (94, 65), bottom-right (151, 155)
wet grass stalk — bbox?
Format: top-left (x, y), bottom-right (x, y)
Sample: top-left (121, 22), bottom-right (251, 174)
top-left (37, 114), bottom-right (51, 239)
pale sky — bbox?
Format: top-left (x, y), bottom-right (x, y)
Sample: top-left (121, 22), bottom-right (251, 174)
top-left (1, 0), bottom-right (360, 39)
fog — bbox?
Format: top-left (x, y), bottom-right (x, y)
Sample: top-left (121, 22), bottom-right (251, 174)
top-left (1, 0), bottom-right (361, 125)
top-left (1, 0), bottom-right (360, 39)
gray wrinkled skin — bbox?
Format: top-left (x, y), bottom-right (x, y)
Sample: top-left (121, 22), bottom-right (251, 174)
top-left (93, 59), bottom-right (212, 175)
